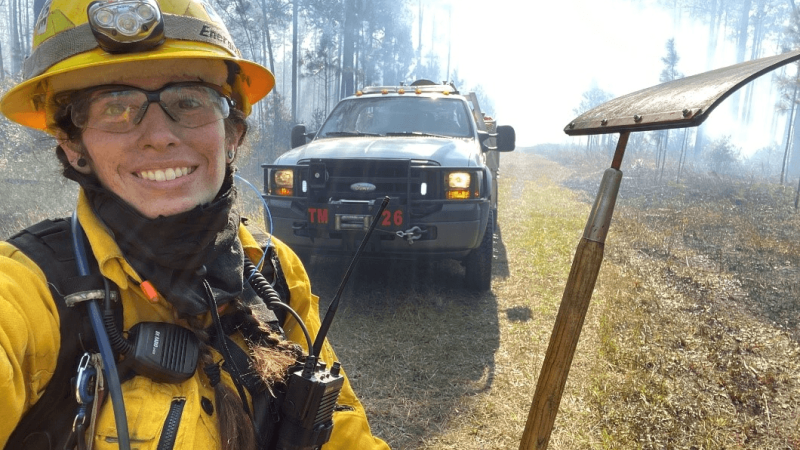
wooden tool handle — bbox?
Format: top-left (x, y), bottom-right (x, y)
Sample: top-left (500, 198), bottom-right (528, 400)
top-left (519, 237), bottom-right (605, 450)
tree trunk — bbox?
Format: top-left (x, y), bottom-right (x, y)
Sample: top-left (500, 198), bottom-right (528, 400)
top-left (730, 0), bottom-right (751, 117)
top-left (677, 128), bottom-right (689, 182)
top-left (706, 0), bottom-right (719, 69)
top-left (282, 32), bottom-right (287, 98)
top-left (260, 0), bottom-right (275, 74)
top-left (655, 132), bottom-right (663, 169)
top-left (788, 99), bottom-right (800, 179)
top-left (795, 173), bottom-right (800, 209)
top-left (659, 130), bottom-right (670, 182)
top-left (10, 0), bottom-right (23, 75)
top-left (325, 56), bottom-right (331, 113)
top-left (445, 6), bottom-right (451, 82)
top-left (257, 35), bottom-right (267, 135)
top-left (0, 34), bottom-right (5, 80)
top-left (781, 81), bottom-right (798, 184)
top-left (23, 0), bottom-right (31, 56)
top-left (356, 19), bottom-right (364, 90)
top-left (234, 0), bottom-right (256, 74)
top-left (337, 29), bottom-right (343, 102)
top-left (292, 0), bottom-right (299, 121)
top-left (416, 0), bottom-right (422, 80)
top-left (364, 21), bottom-right (374, 86)
top-left (693, 124), bottom-right (706, 159)
top-left (430, 10), bottom-right (436, 80)
top-left (736, 0), bottom-right (751, 64)
top-left (742, 0), bottom-right (763, 123)
top-left (341, 0), bottom-right (356, 98)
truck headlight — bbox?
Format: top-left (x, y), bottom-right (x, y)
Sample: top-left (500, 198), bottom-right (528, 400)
top-left (448, 172), bottom-right (471, 189)
top-left (446, 172), bottom-right (471, 199)
top-left (273, 169), bottom-right (294, 196)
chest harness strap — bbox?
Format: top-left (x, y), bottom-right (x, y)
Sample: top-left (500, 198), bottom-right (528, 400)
top-left (69, 213), bottom-right (133, 450)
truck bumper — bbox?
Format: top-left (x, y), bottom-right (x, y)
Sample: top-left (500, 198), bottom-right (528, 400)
top-left (265, 199), bottom-right (490, 260)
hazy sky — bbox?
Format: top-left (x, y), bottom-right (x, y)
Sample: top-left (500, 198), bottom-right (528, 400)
top-left (422, 0), bottom-right (789, 155)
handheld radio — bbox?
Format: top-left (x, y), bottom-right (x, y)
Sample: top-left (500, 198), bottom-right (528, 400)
top-left (248, 196), bottom-right (392, 450)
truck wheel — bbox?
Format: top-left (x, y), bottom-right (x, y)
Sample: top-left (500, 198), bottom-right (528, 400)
top-left (492, 179), bottom-right (499, 229)
top-left (464, 210), bottom-right (493, 291)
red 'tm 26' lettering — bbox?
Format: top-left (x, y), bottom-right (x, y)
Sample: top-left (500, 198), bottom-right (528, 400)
top-left (308, 208), bottom-right (328, 224)
top-left (381, 210), bottom-right (403, 227)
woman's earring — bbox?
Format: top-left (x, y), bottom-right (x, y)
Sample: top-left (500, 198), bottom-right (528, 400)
top-left (77, 157), bottom-right (87, 167)
top-left (227, 150), bottom-right (235, 161)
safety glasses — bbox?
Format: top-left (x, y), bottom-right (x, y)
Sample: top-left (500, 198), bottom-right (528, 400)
top-left (69, 82), bottom-right (233, 133)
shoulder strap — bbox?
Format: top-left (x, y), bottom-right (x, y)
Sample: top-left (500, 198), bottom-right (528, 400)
top-left (4, 218), bottom-right (118, 450)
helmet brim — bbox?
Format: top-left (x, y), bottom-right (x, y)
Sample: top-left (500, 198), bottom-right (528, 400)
top-left (0, 39), bottom-right (274, 132)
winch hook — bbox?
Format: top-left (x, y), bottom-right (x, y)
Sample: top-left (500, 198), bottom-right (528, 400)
top-left (396, 226), bottom-right (426, 245)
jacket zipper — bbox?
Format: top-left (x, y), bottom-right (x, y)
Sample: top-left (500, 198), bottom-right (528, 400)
top-left (156, 398), bottom-right (186, 450)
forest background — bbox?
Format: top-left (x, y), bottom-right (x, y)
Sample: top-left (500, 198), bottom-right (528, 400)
top-left (5, 0), bottom-right (800, 184)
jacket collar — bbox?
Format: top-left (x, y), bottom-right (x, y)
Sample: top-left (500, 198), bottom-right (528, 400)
top-left (75, 188), bottom-right (266, 295)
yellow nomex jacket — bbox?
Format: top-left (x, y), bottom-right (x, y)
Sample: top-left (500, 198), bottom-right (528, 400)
top-left (0, 191), bottom-right (390, 450)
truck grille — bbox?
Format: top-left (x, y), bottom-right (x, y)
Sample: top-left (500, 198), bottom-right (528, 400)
top-left (299, 158), bottom-right (439, 205)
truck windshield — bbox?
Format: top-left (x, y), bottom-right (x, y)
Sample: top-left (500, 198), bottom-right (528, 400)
top-left (317, 97), bottom-right (473, 139)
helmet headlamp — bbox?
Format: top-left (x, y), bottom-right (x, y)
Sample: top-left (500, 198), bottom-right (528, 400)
top-left (87, 0), bottom-right (165, 53)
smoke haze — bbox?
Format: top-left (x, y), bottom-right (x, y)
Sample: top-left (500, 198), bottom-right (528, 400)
top-left (421, 0), bottom-right (791, 157)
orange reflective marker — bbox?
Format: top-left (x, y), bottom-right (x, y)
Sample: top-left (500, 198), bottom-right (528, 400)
top-left (140, 280), bottom-right (159, 303)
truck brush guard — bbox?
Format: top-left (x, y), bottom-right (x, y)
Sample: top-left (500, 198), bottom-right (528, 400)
top-left (263, 158), bottom-right (488, 209)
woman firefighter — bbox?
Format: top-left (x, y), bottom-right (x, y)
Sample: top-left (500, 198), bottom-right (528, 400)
top-left (0, 0), bottom-right (390, 449)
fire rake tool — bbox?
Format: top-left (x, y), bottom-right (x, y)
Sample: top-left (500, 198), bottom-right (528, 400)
top-left (519, 49), bottom-right (800, 450)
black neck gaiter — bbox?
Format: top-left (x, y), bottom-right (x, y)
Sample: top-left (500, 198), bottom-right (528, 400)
top-left (70, 168), bottom-right (244, 317)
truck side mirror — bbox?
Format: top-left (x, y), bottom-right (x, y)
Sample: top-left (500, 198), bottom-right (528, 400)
top-left (495, 125), bottom-right (516, 152)
top-left (291, 124), bottom-right (310, 149)
top-left (479, 125), bottom-right (515, 152)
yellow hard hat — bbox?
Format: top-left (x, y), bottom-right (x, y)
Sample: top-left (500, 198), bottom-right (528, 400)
top-left (0, 0), bottom-right (274, 132)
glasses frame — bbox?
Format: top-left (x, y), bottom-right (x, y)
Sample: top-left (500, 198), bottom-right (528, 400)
top-left (69, 81), bottom-right (235, 133)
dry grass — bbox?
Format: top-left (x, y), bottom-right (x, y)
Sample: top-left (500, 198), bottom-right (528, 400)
top-left (307, 150), bottom-right (799, 449)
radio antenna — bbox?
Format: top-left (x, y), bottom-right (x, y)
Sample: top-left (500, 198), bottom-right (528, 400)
top-left (312, 196), bottom-right (390, 357)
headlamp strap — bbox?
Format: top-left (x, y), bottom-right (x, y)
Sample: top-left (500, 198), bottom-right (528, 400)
top-left (23, 14), bottom-right (240, 80)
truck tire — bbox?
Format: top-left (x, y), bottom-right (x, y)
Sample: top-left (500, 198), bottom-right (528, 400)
top-left (464, 210), bottom-right (493, 291)
top-left (492, 177), bottom-right (499, 229)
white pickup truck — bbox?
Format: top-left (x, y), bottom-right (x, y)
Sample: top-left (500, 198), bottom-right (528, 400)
top-left (262, 80), bottom-right (515, 291)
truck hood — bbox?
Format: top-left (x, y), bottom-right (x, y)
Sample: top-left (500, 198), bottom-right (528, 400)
top-left (272, 136), bottom-right (481, 167)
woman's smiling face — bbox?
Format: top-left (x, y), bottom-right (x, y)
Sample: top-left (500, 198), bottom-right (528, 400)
top-left (59, 65), bottom-right (240, 219)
